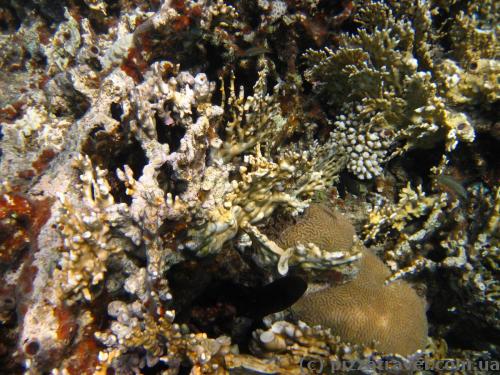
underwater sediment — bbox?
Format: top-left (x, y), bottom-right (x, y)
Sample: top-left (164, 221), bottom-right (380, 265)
top-left (0, 0), bottom-right (498, 373)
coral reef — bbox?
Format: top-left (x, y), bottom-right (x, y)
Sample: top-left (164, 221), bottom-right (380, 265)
top-left (304, 0), bottom-right (497, 178)
top-left (273, 203), bottom-right (362, 280)
top-left (364, 182), bottom-right (499, 344)
top-left (0, 0), bottom-right (498, 373)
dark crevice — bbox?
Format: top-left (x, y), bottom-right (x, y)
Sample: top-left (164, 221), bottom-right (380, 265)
top-left (110, 102), bottom-right (123, 122)
top-left (155, 113), bottom-right (186, 152)
top-left (86, 56), bottom-right (102, 72)
top-left (157, 164), bottom-right (189, 198)
top-left (82, 125), bottom-right (148, 204)
top-left (426, 245), bottom-right (448, 263)
top-left (169, 254), bottom-right (306, 351)
top-left (0, 3), bottom-right (23, 31)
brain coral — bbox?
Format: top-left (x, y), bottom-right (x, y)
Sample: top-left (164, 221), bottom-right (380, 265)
top-left (279, 204), bottom-right (428, 355)
top-left (291, 248), bottom-right (428, 355)
top-left (277, 203), bottom-right (356, 252)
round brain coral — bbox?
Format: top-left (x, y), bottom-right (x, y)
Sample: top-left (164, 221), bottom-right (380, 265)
top-left (291, 248), bottom-right (428, 355)
top-left (279, 204), bottom-right (428, 356)
top-left (277, 203), bottom-right (356, 252)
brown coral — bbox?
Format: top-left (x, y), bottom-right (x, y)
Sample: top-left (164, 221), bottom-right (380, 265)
top-left (276, 204), bottom-right (427, 355)
top-left (277, 203), bottom-right (356, 252)
top-left (273, 203), bottom-right (361, 282)
top-left (291, 248), bottom-right (428, 356)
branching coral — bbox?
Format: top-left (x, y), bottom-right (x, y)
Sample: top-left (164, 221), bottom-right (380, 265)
top-left (95, 270), bottom-right (233, 374)
top-left (364, 183), bottom-right (451, 272)
top-left (111, 60), bottom-right (224, 245)
top-left (303, 0), bottom-right (497, 179)
top-left (364, 181), bottom-right (499, 340)
top-left (0, 0), bottom-right (497, 373)
top-left (52, 155), bottom-right (134, 302)
top-left (184, 64), bottom-right (346, 259)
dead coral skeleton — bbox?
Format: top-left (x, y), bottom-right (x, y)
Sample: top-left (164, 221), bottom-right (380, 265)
top-left (247, 319), bottom-right (444, 374)
top-left (95, 271), bottom-right (233, 374)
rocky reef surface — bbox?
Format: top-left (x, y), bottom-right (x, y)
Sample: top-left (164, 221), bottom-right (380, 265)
top-left (0, 0), bottom-right (498, 374)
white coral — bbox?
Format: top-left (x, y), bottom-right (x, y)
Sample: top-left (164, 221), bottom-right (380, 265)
top-left (333, 104), bottom-right (393, 180)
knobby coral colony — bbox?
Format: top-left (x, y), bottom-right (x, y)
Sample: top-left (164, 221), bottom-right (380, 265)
top-left (0, 0), bottom-right (497, 373)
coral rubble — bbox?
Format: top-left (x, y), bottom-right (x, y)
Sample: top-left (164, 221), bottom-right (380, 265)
top-left (0, 0), bottom-right (498, 373)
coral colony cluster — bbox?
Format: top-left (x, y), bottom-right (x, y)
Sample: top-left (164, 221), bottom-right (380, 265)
top-left (0, 0), bottom-right (498, 373)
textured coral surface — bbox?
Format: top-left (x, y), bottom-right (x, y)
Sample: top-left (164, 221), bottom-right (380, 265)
top-left (0, 0), bottom-right (498, 374)
top-left (292, 248), bottom-right (428, 356)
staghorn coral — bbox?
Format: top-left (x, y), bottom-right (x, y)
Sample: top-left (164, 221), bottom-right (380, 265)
top-left (446, 1), bottom-right (498, 69)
